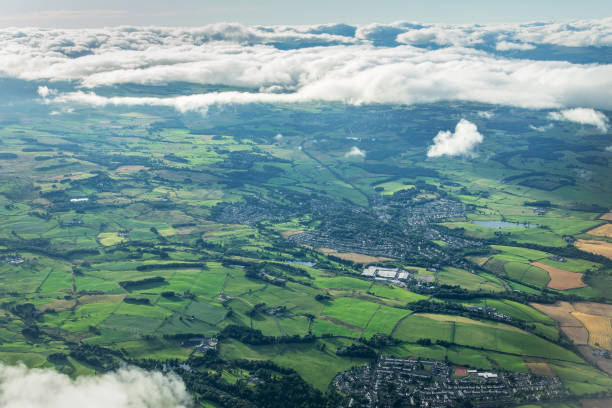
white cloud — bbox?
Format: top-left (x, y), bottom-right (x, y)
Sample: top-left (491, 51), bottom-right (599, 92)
top-left (548, 108), bottom-right (609, 132)
top-left (605, 145), bottom-right (612, 152)
top-left (495, 41), bottom-right (536, 51)
top-left (0, 363), bottom-right (192, 408)
top-left (345, 146), bottom-right (365, 158)
top-left (511, 18), bottom-right (612, 48)
top-left (477, 111), bottom-right (494, 119)
top-left (37, 85), bottom-right (55, 98)
top-left (1, 20), bottom-right (612, 113)
top-left (529, 123), bottom-right (554, 132)
top-left (427, 119), bottom-right (483, 158)
top-left (395, 18), bottom-right (612, 48)
top-left (43, 47), bottom-right (612, 112)
top-left (396, 25), bottom-right (485, 47)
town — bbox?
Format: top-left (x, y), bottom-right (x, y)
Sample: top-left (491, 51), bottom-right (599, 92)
top-left (334, 357), bottom-right (564, 407)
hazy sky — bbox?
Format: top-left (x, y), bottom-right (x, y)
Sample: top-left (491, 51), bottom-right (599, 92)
top-left (1, 0), bottom-right (611, 27)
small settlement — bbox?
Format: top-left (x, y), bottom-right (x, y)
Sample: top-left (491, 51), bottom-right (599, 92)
top-left (335, 357), bottom-right (564, 408)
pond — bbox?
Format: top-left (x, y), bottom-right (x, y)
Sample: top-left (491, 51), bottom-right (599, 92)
top-left (472, 220), bottom-right (538, 229)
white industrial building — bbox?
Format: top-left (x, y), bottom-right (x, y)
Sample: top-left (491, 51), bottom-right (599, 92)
top-left (362, 267), bottom-right (411, 281)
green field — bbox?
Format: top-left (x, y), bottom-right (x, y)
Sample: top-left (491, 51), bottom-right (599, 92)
top-left (0, 94), bottom-right (610, 403)
top-left (437, 267), bottom-right (505, 292)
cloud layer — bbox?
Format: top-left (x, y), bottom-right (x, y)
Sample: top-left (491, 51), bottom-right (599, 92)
top-left (548, 108), bottom-right (609, 132)
top-left (2, 19), bottom-right (612, 112)
top-left (427, 119), bottom-right (484, 158)
top-left (0, 363), bottom-right (192, 408)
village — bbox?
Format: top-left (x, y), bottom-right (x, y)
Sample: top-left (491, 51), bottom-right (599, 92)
top-left (334, 357), bottom-right (564, 408)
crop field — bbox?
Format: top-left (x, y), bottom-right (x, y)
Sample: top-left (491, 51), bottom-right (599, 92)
top-left (367, 285), bottom-right (427, 303)
top-left (313, 276), bottom-right (371, 291)
top-left (321, 297), bottom-right (380, 329)
top-left (446, 348), bottom-right (493, 370)
top-left (505, 262), bottom-right (551, 287)
top-left (485, 247), bottom-right (556, 288)
top-left (572, 312), bottom-right (612, 350)
top-left (437, 267), bottom-right (505, 292)
top-left (582, 399), bottom-right (612, 408)
top-left (523, 357), bottom-right (555, 378)
top-left (576, 239), bottom-right (612, 260)
top-left (531, 262), bottom-right (586, 290)
top-left (393, 313), bottom-right (580, 362)
top-left (536, 257), bottom-right (601, 273)
top-left (552, 361), bottom-right (612, 395)
top-left (393, 315), bottom-right (454, 343)
top-left (310, 318), bottom-right (359, 338)
top-left (465, 298), bottom-right (555, 326)
top-left (315, 248), bottom-right (393, 264)
top-left (219, 338), bottom-right (369, 391)
top-left (481, 244), bottom-right (606, 292)
top-left (531, 302), bottom-right (589, 345)
top-left (362, 305), bottom-right (411, 337)
top-left (586, 224), bottom-right (612, 238)
top-left (577, 272), bottom-right (612, 300)
top-left (576, 239), bottom-right (612, 259)
top-left (531, 301), bottom-right (612, 375)
top-left (574, 302), bottom-right (612, 316)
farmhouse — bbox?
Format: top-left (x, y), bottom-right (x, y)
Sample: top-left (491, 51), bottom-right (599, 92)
top-left (196, 337), bottom-right (218, 353)
top-left (4, 256), bottom-right (25, 265)
top-left (62, 218), bottom-right (83, 227)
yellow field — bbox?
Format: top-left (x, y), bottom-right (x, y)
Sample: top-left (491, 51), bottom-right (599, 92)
top-left (574, 302), bottom-right (612, 316)
top-left (531, 261), bottom-right (586, 290)
top-left (158, 228), bottom-right (177, 237)
top-left (582, 398), bottom-right (612, 408)
top-left (575, 239), bottom-right (612, 260)
top-left (116, 165), bottom-right (150, 173)
top-left (97, 232), bottom-right (128, 246)
top-left (281, 230), bottom-right (304, 238)
top-left (39, 299), bottom-right (76, 312)
top-left (78, 294), bottom-right (126, 305)
top-left (525, 360), bottom-right (555, 376)
top-left (530, 302), bottom-right (589, 345)
top-left (572, 312), bottom-right (612, 350)
top-left (587, 224), bottom-right (612, 239)
top-left (174, 226), bottom-right (199, 235)
top-left (530, 301), bottom-right (575, 322)
top-left (469, 256), bottom-right (489, 266)
top-left (600, 212), bottom-right (612, 221)
top-left (316, 248), bottom-right (393, 264)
